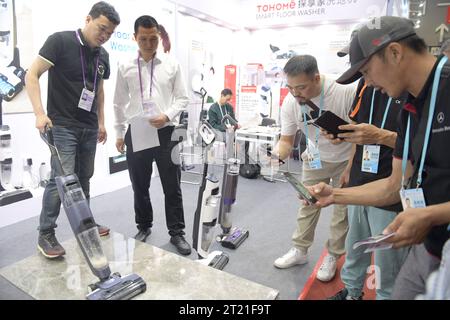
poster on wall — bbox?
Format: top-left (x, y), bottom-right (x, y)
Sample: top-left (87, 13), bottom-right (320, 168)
top-left (238, 85), bottom-right (261, 127)
top-left (244, 23), bottom-right (364, 78)
top-left (0, 0), bottom-right (33, 114)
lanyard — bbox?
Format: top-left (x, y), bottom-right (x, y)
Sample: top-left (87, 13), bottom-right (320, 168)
top-left (368, 89), bottom-right (392, 130)
top-left (137, 52), bottom-right (155, 101)
top-left (303, 77), bottom-right (325, 146)
top-left (401, 56), bottom-right (448, 188)
top-left (75, 31), bottom-right (100, 92)
top-left (218, 103), bottom-right (228, 118)
top-left (219, 103), bottom-right (230, 126)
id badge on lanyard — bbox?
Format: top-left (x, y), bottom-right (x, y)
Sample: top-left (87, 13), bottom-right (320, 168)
top-left (400, 188), bottom-right (426, 210)
top-left (138, 53), bottom-right (159, 120)
top-left (78, 88), bottom-right (95, 112)
top-left (76, 31), bottom-right (99, 113)
top-left (303, 78), bottom-right (325, 171)
top-left (142, 98), bottom-right (160, 120)
top-left (361, 93), bottom-right (391, 174)
top-left (399, 56), bottom-right (448, 211)
top-left (400, 116), bottom-right (428, 211)
top-left (307, 142), bottom-right (322, 170)
top-left (361, 145), bottom-right (380, 173)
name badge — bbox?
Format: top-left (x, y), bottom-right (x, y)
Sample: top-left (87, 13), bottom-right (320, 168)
top-left (361, 145), bottom-right (380, 174)
top-left (399, 188), bottom-right (427, 210)
top-left (78, 88), bottom-right (95, 112)
top-left (307, 143), bottom-right (322, 170)
top-left (142, 99), bottom-right (160, 120)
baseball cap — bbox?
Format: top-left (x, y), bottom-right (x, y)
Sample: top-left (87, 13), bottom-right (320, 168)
top-left (336, 16), bottom-right (416, 84)
top-left (337, 23), bottom-right (364, 57)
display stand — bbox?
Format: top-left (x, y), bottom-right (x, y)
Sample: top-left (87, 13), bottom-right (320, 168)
top-left (0, 97), bottom-right (32, 206)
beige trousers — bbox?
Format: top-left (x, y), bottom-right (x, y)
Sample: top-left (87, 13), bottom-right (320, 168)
top-left (292, 159), bottom-right (349, 257)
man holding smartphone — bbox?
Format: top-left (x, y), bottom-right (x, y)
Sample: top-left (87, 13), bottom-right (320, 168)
top-left (322, 45), bottom-right (408, 298)
top-left (271, 55), bottom-right (356, 282)
top-left (309, 16), bottom-right (450, 299)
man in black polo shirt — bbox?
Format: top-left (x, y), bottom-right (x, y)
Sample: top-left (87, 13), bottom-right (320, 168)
top-left (322, 72), bottom-right (408, 299)
top-left (25, 2), bottom-right (120, 259)
top-left (308, 16), bottom-right (450, 299)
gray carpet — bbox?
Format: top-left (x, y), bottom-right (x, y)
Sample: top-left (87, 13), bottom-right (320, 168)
top-left (0, 160), bottom-right (334, 300)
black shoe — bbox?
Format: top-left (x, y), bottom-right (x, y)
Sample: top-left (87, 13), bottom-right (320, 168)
top-left (134, 228), bottom-right (151, 242)
top-left (327, 288), bottom-right (363, 300)
top-left (170, 235), bottom-right (191, 255)
top-left (38, 232), bottom-right (66, 259)
top-left (181, 163), bottom-right (195, 171)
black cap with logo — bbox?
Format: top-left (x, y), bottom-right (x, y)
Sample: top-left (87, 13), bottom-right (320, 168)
top-left (336, 16), bottom-right (416, 84)
top-left (337, 23), bottom-right (365, 58)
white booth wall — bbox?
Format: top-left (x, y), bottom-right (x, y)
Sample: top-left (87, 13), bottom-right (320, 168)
top-left (2, 0), bottom-right (235, 207)
top-left (2, 0), bottom-right (391, 225)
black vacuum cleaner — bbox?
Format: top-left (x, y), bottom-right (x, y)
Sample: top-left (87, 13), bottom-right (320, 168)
top-left (40, 127), bottom-right (146, 300)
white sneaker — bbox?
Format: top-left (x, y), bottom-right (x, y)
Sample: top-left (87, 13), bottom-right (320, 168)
top-left (316, 254), bottom-right (337, 282)
top-left (274, 247), bottom-right (308, 269)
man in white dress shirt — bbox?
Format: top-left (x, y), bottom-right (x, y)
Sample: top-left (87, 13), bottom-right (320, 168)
top-left (113, 15), bottom-right (191, 255)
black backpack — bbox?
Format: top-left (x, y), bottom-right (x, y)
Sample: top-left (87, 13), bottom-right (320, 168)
top-left (239, 163), bottom-right (260, 179)
top-left (239, 141), bottom-right (261, 179)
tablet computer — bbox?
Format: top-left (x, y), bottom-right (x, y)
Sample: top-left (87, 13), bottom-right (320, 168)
top-left (312, 110), bottom-right (352, 137)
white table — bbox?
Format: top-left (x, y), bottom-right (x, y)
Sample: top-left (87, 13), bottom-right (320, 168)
top-left (235, 126), bottom-right (281, 150)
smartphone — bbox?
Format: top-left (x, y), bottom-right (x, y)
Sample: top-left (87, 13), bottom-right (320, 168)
top-left (266, 150), bottom-right (285, 165)
top-left (283, 172), bottom-right (317, 204)
top-left (313, 110), bottom-right (352, 137)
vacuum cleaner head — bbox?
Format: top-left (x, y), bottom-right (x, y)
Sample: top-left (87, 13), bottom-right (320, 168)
top-left (40, 127), bottom-right (147, 300)
top-left (87, 272), bottom-right (147, 300)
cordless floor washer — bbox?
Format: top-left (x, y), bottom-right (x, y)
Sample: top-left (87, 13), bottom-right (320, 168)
top-left (191, 120), bottom-right (230, 269)
top-left (217, 114), bottom-right (249, 249)
top-left (40, 127), bottom-right (146, 300)
top-left (191, 88), bottom-right (229, 269)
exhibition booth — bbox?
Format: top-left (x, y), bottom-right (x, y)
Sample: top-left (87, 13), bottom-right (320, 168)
top-left (0, 0), bottom-right (448, 303)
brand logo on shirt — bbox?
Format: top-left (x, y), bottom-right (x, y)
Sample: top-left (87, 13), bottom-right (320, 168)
top-left (437, 112), bottom-right (445, 124)
top-left (98, 64), bottom-right (105, 77)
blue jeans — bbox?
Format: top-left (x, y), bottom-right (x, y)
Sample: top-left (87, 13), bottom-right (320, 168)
top-left (39, 126), bottom-right (98, 233)
top-left (341, 205), bottom-right (409, 300)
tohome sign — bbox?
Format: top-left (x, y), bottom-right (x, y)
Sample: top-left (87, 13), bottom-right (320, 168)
top-left (254, 0), bottom-right (386, 25)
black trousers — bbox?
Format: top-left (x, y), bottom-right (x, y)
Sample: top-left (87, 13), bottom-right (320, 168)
top-left (125, 125), bottom-right (185, 236)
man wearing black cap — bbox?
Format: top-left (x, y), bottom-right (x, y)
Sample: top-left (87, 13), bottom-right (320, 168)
top-left (440, 39), bottom-right (450, 57)
top-left (323, 25), bottom-right (407, 300)
top-left (308, 16), bottom-right (450, 299)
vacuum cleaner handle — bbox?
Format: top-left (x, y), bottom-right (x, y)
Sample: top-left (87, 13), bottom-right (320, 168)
top-left (221, 114), bottom-right (238, 127)
top-left (199, 87), bottom-right (207, 99)
top-left (40, 126), bottom-right (65, 176)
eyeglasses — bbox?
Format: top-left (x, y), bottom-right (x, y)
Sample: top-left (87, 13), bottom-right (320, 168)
top-left (286, 84), bottom-right (307, 93)
top-left (95, 23), bottom-right (113, 38)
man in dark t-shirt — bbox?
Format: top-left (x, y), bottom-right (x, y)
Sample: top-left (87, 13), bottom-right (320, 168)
top-left (323, 77), bottom-right (408, 300)
top-left (25, 2), bottom-right (120, 259)
top-left (308, 16), bottom-right (450, 299)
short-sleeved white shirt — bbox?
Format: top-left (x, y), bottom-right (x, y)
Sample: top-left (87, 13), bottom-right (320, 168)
top-left (281, 76), bottom-right (357, 163)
